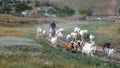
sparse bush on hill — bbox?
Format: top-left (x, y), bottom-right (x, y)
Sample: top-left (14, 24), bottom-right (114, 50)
top-left (78, 9), bottom-right (88, 15)
top-left (52, 5), bottom-right (75, 17)
top-left (61, 6), bottom-right (75, 16)
top-left (77, 9), bottom-right (92, 17)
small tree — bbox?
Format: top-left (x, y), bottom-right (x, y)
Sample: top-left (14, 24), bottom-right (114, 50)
top-left (2, 4), bottom-right (12, 14)
top-left (53, 6), bottom-right (75, 17)
top-left (78, 9), bottom-right (88, 15)
top-left (15, 3), bottom-right (33, 14)
top-left (47, 8), bottom-right (57, 14)
top-left (38, 9), bottom-right (45, 16)
top-left (62, 6), bottom-right (75, 16)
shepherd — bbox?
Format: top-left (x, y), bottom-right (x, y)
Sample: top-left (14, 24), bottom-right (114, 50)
top-left (49, 20), bottom-right (56, 36)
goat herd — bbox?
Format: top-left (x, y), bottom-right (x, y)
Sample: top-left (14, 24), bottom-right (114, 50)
top-left (36, 27), bottom-right (118, 58)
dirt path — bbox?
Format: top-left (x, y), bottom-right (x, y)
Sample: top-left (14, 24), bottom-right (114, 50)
top-left (38, 20), bottom-right (120, 65)
top-left (95, 46), bottom-right (120, 65)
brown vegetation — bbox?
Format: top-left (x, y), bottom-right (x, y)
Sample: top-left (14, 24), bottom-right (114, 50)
top-left (0, 28), bottom-right (25, 37)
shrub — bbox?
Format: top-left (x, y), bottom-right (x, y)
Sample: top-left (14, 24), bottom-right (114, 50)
top-left (61, 6), bottom-right (75, 16)
top-left (47, 8), bottom-right (57, 14)
top-left (53, 6), bottom-right (61, 12)
top-left (53, 6), bottom-right (75, 17)
top-left (2, 4), bottom-right (12, 14)
top-left (15, 2), bottom-right (33, 13)
top-left (78, 9), bottom-right (88, 15)
top-left (38, 9), bottom-right (45, 16)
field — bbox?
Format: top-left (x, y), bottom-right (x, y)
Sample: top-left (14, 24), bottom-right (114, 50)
top-left (0, 14), bottom-right (120, 68)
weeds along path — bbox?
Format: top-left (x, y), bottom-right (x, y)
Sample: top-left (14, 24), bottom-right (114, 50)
top-left (42, 35), bottom-right (120, 65)
top-left (94, 46), bottom-right (120, 65)
top-left (39, 35), bottom-right (120, 66)
top-left (37, 20), bottom-right (120, 65)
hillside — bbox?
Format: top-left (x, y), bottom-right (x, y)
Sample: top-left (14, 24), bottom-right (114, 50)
top-left (29, 0), bottom-right (117, 16)
top-left (51, 0), bottom-right (116, 16)
top-left (52, 0), bottom-right (110, 9)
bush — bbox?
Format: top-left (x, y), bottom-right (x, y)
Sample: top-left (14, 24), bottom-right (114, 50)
top-left (2, 4), bottom-right (12, 14)
top-left (53, 6), bottom-right (61, 12)
top-left (78, 9), bottom-right (88, 15)
top-left (53, 6), bottom-right (75, 17)
top-left (47, 8), bottom-right (57, 14)
top-left (38, 9), bottom-right (45, 16)
top-left (61, 6), bottom-right (75, 16)
top-left (15, 2), bottom-right (33, 13)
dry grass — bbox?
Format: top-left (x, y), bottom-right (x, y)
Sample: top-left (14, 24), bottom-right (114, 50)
top-left (0, 28), bottom-right (24, 37)
top-left (97, 24), bottom-right (120, 38)
top-left (0, 27), bottom-right (36, 37)
top-left (99, 24), bottom-right (117, 31)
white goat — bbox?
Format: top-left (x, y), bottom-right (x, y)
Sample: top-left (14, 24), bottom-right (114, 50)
top-left (56, 28), bottom-right (64, 38)
top-left (50, 37), bottom-right (58, 48)
top-left (66, 34), bottom-right (73, 43)
top-left (47, 29), bottom-right (52, 41)
top-left (37, 27), bottom-right (46, 36)
top-left (82, 41), bottom-right (96, 56)
top-left (37, 27), bottom-right (42, 36)
top-left (58, 28), bottom-right (64, 33)
top-left (71, 32), bottom-right (78, 41)
top-left (104, 47), bottom-right (117, 58)
top-left (42, 30), bottom-right (46, 36)
top-left (74, 27), bottom-right (80, 33)
top-left (79, 29), bottom-right (88, 40)
top-left (36, 27), bottom-right (47, 40)
top-left (89, 34), bottom-right (95, 43)
top-left (56, 31), bottom-right (63, 38)
top-left (108, 48), bottom-right (117, 57)
top-left (49, 28), bottom-right (55, 38)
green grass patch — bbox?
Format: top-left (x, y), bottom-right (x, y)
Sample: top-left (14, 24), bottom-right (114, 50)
top-left (0, 19), bottom-right (120, 68)
top-left (81, 22), bottom-right (113, 30)
top-left (35, 39), bottom-right (120, 68)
